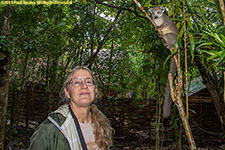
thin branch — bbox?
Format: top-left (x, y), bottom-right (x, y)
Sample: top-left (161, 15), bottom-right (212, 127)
top-left (90, 4), bottom-right (97, 63)
top-left (94, 62), bottom-right (107, 97)
top-left (183, 0), bottom-right (189, 119)
top-left (192, 120), bottom-right (224, 136)
top-left (93, 0), bottom-right (147, 20)
top-left (168, 73), bottom-right (175, 103)
top-left (218, 0), bottom-right (225, 26)
top-left (86, 9), bottom-right (121, 68)
top-left (132, 0), bottom-right (155, 26)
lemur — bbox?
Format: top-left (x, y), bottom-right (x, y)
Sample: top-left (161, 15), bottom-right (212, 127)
top-left (150, 6), bottom-right (179, 118)
top-left (150, 6), bottom-right (179, 49)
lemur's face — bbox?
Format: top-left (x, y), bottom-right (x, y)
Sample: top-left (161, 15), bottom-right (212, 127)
top-left (150, 7), bottom-right (165, 19)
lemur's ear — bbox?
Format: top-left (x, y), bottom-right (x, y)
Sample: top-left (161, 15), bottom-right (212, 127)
top-left (150, 8), bottom-right (153, 13)
top-left (160, 6), bottom-right (165, 12)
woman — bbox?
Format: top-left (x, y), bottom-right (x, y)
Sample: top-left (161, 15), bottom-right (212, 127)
top-left (29, 66), bottom-right (113, 150)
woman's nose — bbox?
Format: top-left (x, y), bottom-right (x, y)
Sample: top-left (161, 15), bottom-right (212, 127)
top-left (80, 81), bottom-right (87, 88)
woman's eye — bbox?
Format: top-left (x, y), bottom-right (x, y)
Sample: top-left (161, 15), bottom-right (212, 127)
top-left (86, 80), bottom-right (93, 85)
top-left (74, 81), bottom-right (81, 86)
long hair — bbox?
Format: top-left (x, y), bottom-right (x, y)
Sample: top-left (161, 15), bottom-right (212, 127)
top-left (59, 66), bottom-right (113, 149)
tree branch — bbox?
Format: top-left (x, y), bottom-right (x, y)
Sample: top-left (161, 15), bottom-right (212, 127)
top-left (218, 0), bottom-right (225, 26)
top-left (87, 9), bottom-right (121, 68)
top-left (93, 0), bottom-right (147, 20)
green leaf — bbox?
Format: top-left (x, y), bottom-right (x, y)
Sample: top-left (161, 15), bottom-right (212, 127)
top-left (203, 50), bottom-right (221, 56)
top-left (197, 42), bottom-right (213, 48)
top-left (187, 31), bottom-right (195, 61)
top-left (186, 16), bottom-right (193, 30)
top-left (216, 47), bottom-right (225, 64)
top-left (204, 31), bottom-right (225, 46)
top-left (220, 34), bottom-right (225, 43)
top-left (177, 23), bottom-right (184, 40)
top-left (206, 54), bottom-right (218, 61)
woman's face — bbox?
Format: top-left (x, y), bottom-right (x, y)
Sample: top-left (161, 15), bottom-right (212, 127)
top-left (65, 69), bottom-right (96, 108)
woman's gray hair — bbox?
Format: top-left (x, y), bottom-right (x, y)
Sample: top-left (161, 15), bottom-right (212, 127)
top-left (59, 66), bottom-right (98, 105)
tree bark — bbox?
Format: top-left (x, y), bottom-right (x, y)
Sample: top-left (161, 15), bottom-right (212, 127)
top-left (0, 7), bottom-right (12, 150)
top-left (224, 72), bottom-right (225, 103)
top-left (169, 73), bottom-right (197, 150)
top-left (194, 55), bottom-right (225, 132)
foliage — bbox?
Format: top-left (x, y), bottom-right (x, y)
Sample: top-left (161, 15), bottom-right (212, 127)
top-left (6, 2), bottom-right (162, 100)
top-left (198, 31), bottom-right (225, 71)
top-left (2, 0), bottom-right (224, 102)
top-left (1, 1), bottom-right (224, 149)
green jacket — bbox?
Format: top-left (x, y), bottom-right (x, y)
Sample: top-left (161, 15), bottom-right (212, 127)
top-left (29, 105), bottom-right (81, 150)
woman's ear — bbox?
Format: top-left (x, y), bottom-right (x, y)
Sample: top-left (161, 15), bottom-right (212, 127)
top-left (64, 87), bottom-right (70, 99)
top-left (95, 88), bottom-right (99, 98)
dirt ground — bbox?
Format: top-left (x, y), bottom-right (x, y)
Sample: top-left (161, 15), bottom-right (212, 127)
top-left (4, 123), bottom-right (225, 150)
top-left (4, 94), bottom-right (225, 150)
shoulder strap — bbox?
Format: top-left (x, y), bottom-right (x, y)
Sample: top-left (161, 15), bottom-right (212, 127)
top-left (69, 105), bottom-right (88, 150)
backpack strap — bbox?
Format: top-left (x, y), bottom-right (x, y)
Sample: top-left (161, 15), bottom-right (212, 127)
top-left (69, 105), bottom-right (88, 150)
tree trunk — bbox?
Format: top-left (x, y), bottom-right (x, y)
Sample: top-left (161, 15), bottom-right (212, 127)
top-left (0, 7), bottom-right (12, 150)
top-left (194, 55), bottom-right (225, 132)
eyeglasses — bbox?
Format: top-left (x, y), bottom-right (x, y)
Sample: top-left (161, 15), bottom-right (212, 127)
top-left (70, 78), bottom-right (96, 87)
